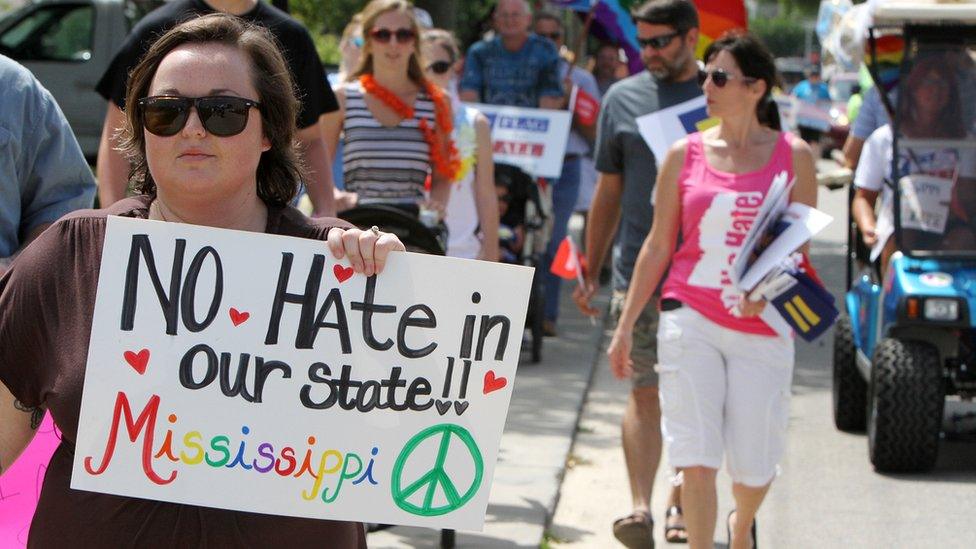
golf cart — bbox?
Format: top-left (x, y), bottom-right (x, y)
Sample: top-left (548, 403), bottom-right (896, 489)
top-left (832, 1), bottom-right (976, 473)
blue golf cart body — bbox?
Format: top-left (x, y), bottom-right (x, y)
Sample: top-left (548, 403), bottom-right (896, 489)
top-left (833, 3), bottom-right (976, 473)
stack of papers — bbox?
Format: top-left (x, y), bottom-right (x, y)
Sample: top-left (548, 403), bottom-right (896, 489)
top-left (733, 171), bottom-right (837, 339)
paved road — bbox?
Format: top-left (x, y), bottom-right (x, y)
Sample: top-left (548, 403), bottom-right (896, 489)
top-left (550, 185), bottom-right (976, 548)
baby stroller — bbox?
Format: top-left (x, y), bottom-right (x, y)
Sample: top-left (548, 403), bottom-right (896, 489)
top-left (495, 162), bottom-right (551, 364)
top-left (339, 204), bottom-right (446, 255)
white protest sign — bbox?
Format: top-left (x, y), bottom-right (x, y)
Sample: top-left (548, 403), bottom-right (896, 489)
top-left (794, 100), bottom-right (832, 132)
top-left (636, 95), bottom-right (715, 169)
top-left (71, 217), bottom-right (533, 531)
top-left (899, 174), bottom-right (953, 234)
top-left (871, 189), bottom-right (896, 262)
top-left (731, 171), bottom-right (794, 287)
top-left (468, 102), bottom-right (572, 178)
top-left (737, 202), bottom-right (834, 292)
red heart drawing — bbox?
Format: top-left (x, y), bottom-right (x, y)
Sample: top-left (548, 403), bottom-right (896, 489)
top-left (483, 371), bottom-right (507, 395)
top-left (229, 308), bottom-right (250, 326)
top-left (334, 264), bottom-right (354, 283)
top-left (124, 349), bottom-right (150, 375)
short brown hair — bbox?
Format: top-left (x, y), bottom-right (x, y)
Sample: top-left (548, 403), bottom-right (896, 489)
top-left (422, 28), bottom-right (460, 65)
top-left (120, 13), bottom-right (303, 207)
top-left (632, 0), bottom-right (699, 34)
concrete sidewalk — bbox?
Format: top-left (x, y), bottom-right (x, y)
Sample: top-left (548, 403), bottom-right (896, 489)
top-left (368, 271), bottom-right (610, 547)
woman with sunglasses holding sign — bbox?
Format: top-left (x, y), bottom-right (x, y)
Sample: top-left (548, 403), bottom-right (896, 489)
top-left (0, 14), bottom-right (402, 546)
top-left (608, 31), bottom-right (817, 549)
top-left (323, 0), bottom-right (459, 221)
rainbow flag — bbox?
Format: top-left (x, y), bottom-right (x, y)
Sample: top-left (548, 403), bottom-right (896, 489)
top-left (586, 0), bottom-right (747, 74)
top-left (590, 0), bottom-right (643, 74)
top-left (694, 0), bottom-right (747, 58)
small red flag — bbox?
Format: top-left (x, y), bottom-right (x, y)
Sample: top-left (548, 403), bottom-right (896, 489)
top-left (572, 86), bottom-right (599, 126)
top-left (550, 236), bottom-right (585, 280)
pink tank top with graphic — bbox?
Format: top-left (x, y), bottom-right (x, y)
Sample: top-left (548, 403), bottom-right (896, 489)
top-left (661, 131), bottom-right (795, 336)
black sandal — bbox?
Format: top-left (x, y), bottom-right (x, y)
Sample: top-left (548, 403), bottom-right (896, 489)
top-left (664, 505), bottom-right (688, 544)
top-left (726, 510), bottom-right (757, 549)
top-left (613, 510), bottom-right (654, 549)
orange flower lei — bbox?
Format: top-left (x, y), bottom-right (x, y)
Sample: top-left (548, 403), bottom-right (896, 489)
top-left (360, 74), bottom-right (461, 180)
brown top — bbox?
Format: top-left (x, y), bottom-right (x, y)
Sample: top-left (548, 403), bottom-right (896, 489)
top-left (0, 195), bottom-right (366, 548)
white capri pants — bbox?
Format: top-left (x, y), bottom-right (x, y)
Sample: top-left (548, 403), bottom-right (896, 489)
top-left (656, 306), bottom-right (794, 487)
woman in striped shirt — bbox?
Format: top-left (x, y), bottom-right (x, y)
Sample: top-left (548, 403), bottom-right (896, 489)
top-left (323, 0), bottom-right (458, 217)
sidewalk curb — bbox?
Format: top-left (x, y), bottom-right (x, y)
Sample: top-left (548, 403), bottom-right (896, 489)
top-left (542, 298), bottom-right (612, 541)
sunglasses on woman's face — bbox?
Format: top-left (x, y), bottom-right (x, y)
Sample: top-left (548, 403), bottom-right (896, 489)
top-left (370, 27), bottom-right (416, 44)
top-left (697, 68), bottom-right (757, 88)
top-left (138, 95), bottom-right (260, 137)
top-left (427, 60), bottom-right (453, 75)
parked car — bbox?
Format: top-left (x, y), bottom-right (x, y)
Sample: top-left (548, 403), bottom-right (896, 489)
top-left (0, 0), bottom-right (161, 159)
top-left (775, 56), bottom-right (806, 90)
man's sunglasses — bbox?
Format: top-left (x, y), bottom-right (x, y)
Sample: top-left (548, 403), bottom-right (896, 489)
top-left (636, 32), bottom-right (681, 50)
top-left (137, 95), bottom-right (260, 137)
top-left (370, 27), bottom-right (416, 44)
top-left (427, 60), bottom-right (453, 75)
top-left (697, 69), bottom-right (758, 88)
top-left (539, 32), bottom-right (562, 41)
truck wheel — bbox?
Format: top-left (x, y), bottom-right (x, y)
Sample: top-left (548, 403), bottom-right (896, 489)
top-left (832, 316), bottom-right (867, 432)
top-left (868, 338), bottom-right (945, 473)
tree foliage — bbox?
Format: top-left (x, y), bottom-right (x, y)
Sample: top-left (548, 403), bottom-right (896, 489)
top-left (290, 0), bottom-right (363, 37)
top-left (772, 0), bottom-right (822, 17)
top-left (750, 14), bottom-right (807, 58)
top-left (287, 0), bottom-right (496, 65)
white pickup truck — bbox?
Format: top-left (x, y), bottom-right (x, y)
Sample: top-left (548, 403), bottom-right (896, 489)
top-left (0, 0), bottom-right (160, 159)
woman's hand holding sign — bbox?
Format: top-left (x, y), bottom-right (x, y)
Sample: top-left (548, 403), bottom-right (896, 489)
top-left (327, 226), bottom-right (405, 277)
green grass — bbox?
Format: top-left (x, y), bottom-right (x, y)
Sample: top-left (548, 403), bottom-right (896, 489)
top-left (540, 530), bottom-right (568, 548)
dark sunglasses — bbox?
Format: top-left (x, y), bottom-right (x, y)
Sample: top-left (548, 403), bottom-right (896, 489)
top-left (427, 60), bottom-right (453, 75)
top-left (540, 32), bottom-right (562, 41)
top-left (697, 68), bottom-right (758, 88)
top-left (138, 95), bottom-right (260, 137)
top-left (637, 32), bottom-right (681, 50)
top-left (370, 27), bottom-right (416, 44)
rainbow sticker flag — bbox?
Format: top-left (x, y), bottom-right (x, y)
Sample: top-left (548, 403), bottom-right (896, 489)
top-left (871, 34), bottom-right (904, 90)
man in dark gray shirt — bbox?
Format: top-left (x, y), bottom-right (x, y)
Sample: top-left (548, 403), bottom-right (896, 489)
top-left (573, 1), bottom-right (701, 546)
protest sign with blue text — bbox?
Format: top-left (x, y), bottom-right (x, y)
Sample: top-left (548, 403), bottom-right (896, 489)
top-left (636, 95), bottom-right (717, 169)
top-left (468, 102), bottom-right (572, 178)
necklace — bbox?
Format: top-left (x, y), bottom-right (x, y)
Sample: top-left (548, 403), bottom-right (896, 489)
top-left (150, 201), bottom-right (169, 222)
top-left (360, 74), bottom-right (461, 180)
top-left (150, 200), bottom-right (184, 223)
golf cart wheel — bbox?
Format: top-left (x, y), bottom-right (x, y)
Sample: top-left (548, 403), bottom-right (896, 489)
top-left (832, 316), bottom-right (867, 432)
top-left (868, 338), bottom-right (945, 473)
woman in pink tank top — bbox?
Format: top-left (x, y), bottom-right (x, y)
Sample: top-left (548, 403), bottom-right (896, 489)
top-left (608, 32), bottom-right (817, 549)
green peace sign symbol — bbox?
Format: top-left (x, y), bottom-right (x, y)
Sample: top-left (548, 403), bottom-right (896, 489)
top-left (391, 423), bottom-right (484, 517)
